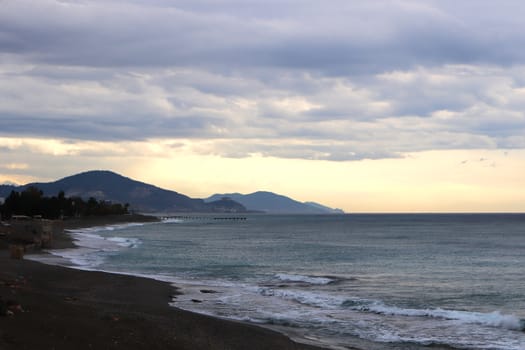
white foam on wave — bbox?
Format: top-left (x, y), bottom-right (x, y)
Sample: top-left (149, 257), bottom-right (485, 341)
top-left (106, 236), bottom-right (141, 248)
top-left (351, 301), bottom-right (525, 331)
top-left (67, 222), bottom-right (146, 234)
top-left (170, 278), bottom-right (525, 350)
top-left (256, 286), bottom-right (346, 310)
top-left (40, 223), bottom-right (143, 269)
top-left (162, 218), bottom-right (184, 224)
top-left (70, 231), bottom-right (142, 251)
top-left (275, 273), bottom-right (335, 285)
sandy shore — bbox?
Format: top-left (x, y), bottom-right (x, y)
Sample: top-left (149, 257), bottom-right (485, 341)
top-left (0, 215), bottom-right (334, 350)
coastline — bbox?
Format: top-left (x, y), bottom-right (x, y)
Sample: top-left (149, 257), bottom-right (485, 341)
top-left (62, 213), bottom-right (160, 230)
top-left (53, 214), bottom-right (160, 249)
top-left (0, 215), bottom-right (333, 350)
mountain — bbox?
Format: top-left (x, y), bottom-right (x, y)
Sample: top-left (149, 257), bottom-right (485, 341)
top-left (0, 171), bottom-right (341, 214)
top-left (205, 197), bottom-right (248, 213)
top-left (303, 201), bottom-right (345, 214)
top-left (0, 170), bottom-right (247, 213)
top-left (205, 191), bottom-right (344, 214)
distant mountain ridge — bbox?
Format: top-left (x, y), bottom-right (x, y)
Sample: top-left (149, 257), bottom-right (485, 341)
top-left (0, 171), bottom-right (343, 214)
top-left (0, 171), bottom-right (246, 213)
top-left (206, 191), bottom-right (344, 214)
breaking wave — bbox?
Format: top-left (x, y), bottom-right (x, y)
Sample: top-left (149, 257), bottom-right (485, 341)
top-left (41, 224), bottom-right (143, 268)
top-left (274, 273), bottom-right (337, 285)
top-left (256, 286), bottom-right (525, 332)
top-left (343, 300), bottom-right (525, 331)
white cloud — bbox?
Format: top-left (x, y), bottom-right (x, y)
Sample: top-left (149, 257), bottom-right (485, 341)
top-left (1, 0), bottom-right (525, 163)
top-left (1, 63), bottom-right (525, 160)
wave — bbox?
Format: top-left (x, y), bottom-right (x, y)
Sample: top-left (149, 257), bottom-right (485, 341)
top-left (43, 229), bottom-right (142, 269)
top-left (274, 273), bottom-right (336, 285)
top-left (257, 287), bottom-right (345, 309)
top-left (256, 286), bottom-right (525, 332)
top-left (106, 236), bottom-right (141, 248)
top-left (67, 222), bottom-right (146, 234)
top-left (162, 218), bottom-right (184, 224)
top-left (69, 232), bottom-right (142, 251)
top-left (344, 300), bottom-right (525, 331)
top-left (174, 281), bottom-right (525, 350)
top-left (65, 222), bottom-right (144, 251)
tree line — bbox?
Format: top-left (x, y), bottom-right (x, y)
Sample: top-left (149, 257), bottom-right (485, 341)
top-left (0, 186), bottom-right (129, 220)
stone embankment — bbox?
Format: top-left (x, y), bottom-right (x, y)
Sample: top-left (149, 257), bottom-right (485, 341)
top-left (0, 216), bottom-right (63, 259)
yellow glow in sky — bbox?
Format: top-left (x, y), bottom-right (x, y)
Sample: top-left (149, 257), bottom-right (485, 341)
top-left (128, 147), bottom-right (525, 213)
top-left (1, 136), bottom-right (524, 213)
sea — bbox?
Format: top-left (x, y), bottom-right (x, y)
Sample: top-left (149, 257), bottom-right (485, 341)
top-left (32, 214), bottom-right (525, 350)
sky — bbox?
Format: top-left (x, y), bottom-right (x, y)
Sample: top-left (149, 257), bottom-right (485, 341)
top-left (1, 0), bottom-right (525, 212)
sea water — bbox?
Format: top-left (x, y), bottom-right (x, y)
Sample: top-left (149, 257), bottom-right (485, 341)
top-left (39, 214), bottom-right (525, 350)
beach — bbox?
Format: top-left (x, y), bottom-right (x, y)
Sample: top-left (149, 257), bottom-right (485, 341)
top-left (0, 216), bottom-right (331, 350)
top-left (3, 214), bottom-right (523, 350)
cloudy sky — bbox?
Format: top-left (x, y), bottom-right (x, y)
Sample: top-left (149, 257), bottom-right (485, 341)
top-left (1, 0), bottom-right (525, 212)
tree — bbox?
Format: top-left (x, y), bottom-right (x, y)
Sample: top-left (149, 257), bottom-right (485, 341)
top-left (0, 188), bottom-right (129, 220)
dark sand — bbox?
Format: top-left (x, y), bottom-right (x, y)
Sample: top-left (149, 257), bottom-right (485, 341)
top-left (0, 215), bottom-right (335, 350)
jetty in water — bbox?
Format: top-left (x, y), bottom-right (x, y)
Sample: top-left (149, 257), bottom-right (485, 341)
top-left (162, 215), bottom-right (247, 221)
